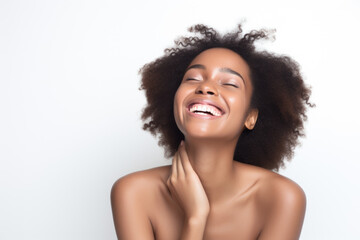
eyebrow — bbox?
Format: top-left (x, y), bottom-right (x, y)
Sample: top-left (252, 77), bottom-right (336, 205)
top-left (185, 64), bottom-right (246, 85)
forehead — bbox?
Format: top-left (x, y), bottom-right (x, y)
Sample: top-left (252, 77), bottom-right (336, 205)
top-left (188, 48), bottom-right (251, 76)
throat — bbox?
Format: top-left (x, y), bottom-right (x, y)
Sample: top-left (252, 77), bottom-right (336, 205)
top-left (183, 140), bottom-right (237, 181)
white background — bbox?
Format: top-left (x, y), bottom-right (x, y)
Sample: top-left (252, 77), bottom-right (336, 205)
top-left (1, 0), bottom-right (359, 239)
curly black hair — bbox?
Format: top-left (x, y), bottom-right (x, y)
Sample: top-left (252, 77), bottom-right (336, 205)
top-left (139, 24), bottom-right (314, 171)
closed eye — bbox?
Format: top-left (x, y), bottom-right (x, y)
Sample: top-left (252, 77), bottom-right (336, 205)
top-left (186, 78), bottom-right (201, 81)
top-left (223, 83), bottom-right (239, 88)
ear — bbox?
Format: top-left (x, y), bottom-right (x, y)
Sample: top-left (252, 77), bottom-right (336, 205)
top-left (244, 108), bottom-right (258, 130)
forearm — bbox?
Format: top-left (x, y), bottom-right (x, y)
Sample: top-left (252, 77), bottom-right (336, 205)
top-left (180, 217), bottom-right (208, 240)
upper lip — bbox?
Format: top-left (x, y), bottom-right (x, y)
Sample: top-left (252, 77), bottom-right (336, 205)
top-left (186, 98), bottom-right (225, 114)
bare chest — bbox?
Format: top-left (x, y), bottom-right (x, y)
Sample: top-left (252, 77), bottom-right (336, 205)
top-left (150, 192), bottom-right (263, 240)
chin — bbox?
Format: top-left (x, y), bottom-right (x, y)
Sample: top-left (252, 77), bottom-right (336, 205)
top-left (183, 128), bottom-right (230, 141)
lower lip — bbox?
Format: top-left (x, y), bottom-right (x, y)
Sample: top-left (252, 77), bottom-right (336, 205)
top-left (186, 108), bottom-right (223, 119)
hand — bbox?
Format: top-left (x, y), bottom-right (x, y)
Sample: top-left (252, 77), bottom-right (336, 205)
top-left (166, 141), bottom-right (210, 220)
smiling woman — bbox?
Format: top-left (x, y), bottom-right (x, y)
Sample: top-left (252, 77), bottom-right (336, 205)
top-left (173, 48), bottom-right (256, 141)
top-left (111, 24), bottom-right (313, 240)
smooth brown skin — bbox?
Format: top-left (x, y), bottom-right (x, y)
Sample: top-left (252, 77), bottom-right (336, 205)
top-left (111, 48), bottom-right (306, 240)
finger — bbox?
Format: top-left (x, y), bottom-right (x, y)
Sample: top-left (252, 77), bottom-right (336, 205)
top-left (166, 176), bottom-right (180, 201)
top-left (166, 179), bottom-right (177, 201)
top-left (178, 141), bottom-right (194, 174)
top-left (171, 152), bottom-right (178, 179)
top-left (166, 178), bottom-right (172, 193)
top-left (176, 147), bottom-right (185, 177)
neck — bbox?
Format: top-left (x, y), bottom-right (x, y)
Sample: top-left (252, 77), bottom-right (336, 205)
top-left (184, 137), bottom-right (239, 205)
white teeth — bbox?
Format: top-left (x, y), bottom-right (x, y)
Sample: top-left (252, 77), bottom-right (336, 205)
top-left (189, 104), bottom-right (222, 116)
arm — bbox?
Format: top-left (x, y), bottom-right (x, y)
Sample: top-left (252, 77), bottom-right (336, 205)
top-left (179, 217), bottom-right (208, 240)
top-left (167, 141), bottom-right (210, 240)
top-left (111, 175), bottom-right (154, 240)
top-left (258, 178), bottom-right (306, 240)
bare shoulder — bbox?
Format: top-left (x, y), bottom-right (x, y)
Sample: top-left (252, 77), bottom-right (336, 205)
top-left (259, 169), bottom-right (306, 209)
top-left (237, 163), bottom-right (306, 205)
top-left (111, 165), bottom-right (172, 209)
top-left (110, 165), bottom-right (171, 239)
top-left (239, 164), bottom-right (306, 239)
top-left (111, 165), bottom-right (171, 198)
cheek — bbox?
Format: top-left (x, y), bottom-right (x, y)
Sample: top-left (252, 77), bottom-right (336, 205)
top-left (173, 89), bottom-right (185, 133)
top-left (174, 86), bottom-right (183, 107)
top-left (173, 84), bottom-right (189, 109)
top-left (173, 87), bottom-right (184, 122)
top-left (228, 94), bottom-right (249, 122)
top-left (173, 84), bottom-right (193, 132)
top-left (228, 94), bottom-right (245, 110)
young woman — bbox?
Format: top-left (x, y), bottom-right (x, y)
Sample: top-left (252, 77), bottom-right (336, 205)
top-left (111, 24), bottom-right (313, 240)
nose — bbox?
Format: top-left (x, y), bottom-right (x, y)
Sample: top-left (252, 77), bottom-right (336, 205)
top-left (195, 81), bottom-right (218, 96)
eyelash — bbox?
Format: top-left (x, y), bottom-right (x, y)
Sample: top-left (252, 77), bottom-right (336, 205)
top-left (223, 83), bottom-right (239, 88)
top-left (185, 78), bottom-right (239, 88)
top-left (186, 78), bottom-right (200, 81)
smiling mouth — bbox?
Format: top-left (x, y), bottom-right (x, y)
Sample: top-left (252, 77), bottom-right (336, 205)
top-left (188, 103), bottom-right (223, 117)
